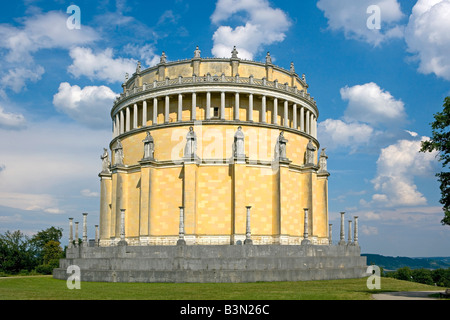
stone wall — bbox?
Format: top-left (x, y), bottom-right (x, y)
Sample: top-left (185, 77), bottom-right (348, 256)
top-left (53, 244), bottom-right (367, 283)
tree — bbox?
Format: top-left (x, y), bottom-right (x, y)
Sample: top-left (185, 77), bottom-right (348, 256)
top-left (30, 226), bottom-right (63, 265)
top-left (420, 96), bottom-right (450, 226)
top-left (0, 230), bottom-right (38, 274)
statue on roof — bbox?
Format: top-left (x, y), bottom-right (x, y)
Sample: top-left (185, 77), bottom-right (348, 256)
top-left (231, 46), bottom-right (239, 59)
top-left (194, 46), bottom-right (201, 58)
top-left (160, 51), bottom-right (167, 64)
top-left (265, 52), bottom-right (272, 64)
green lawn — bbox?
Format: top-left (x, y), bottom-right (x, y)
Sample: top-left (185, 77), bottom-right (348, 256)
top-left (0, 276), bottom-right (443, 300)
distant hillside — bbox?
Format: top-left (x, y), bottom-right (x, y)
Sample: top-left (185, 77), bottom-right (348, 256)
top-left (362, 254), bottom-right (450, 271)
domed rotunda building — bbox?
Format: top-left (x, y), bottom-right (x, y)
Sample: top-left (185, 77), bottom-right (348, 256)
top-left (98, 46), bottom-right (331, 247)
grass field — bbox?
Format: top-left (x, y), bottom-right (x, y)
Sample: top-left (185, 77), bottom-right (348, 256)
top-left (0, 275), bottom-right (443, 300)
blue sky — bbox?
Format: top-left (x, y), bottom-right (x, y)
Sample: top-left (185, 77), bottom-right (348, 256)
top-left (0, 0), bottom-right (449, 257)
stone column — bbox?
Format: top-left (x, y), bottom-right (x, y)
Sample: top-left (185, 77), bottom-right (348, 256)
top-left (153, 98), bottom-right (158, 125)
top-left (82, 213), bottom-right (88, 247)
top-left (165, 95), bottom-right (170, 123)
top-left (177, 206), bottom-right (186, 245)
top-left (177, 94), bottom-right (183, 122)
top-left (133, 103), bottom-right (138, 129)
top-left (68, 218), bottom-right (74, 248)
top-left (74, 221), bottom-right (79, 247)
top-left (248, 93), bottom-right (253, 121)
top-left (220, 92), bottom-right (225, 120)
top-left (329, 224), bottom-right (333, 245)
top-left (353, 216), bottom-right (359, 246)
top-left (301, 208), bottom-right (311, 245)
top-left (192, 92), bottom-right (197, 121)
top-left (284, 100), bottom-right (288, 127)
top-left (300, 107), bottom-right (304, 132)
top-left (311, 114), bottom-right (315, 138)
top-left (142, 100), bottom-right (147, 127)
top-left (206, 92), bottom-right (211, 120)
top-left (306, 110), bottom-right (310, 135)
top-left (261, 95), bottom-right (266, 123)
top-left (293, 104), bottom-right (297, 129)
top-left (118, 209), bottom-right (127, 246)
top-left (339, 212), bottom-right (346, 245)
top-left (126, 107), bottom-right (131, 132)
top-left (95, 225), bottom-right (99, 247)
top-left (348, 220), bottom-right (353, 245)
top-left (244, 206), bottom-right (252, 245)
top-left (120, 110), bottom-right (125, 134)
top-left (273, 97), bottom-right (278, 125)
top-left (234, 92), bottom-right (239, 120)
top-left (115, 114), bottom-right (120, 137)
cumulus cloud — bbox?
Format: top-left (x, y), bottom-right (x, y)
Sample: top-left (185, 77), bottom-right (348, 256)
top-left (405, 0), bottom-right (450, 81)
top-left (0, 105), bottom-right (26, 130)
top-left (0, 10), bottom-right (98, 93)
top-left (318, 82), bottom-right (406, 151)
top-left (68, 47), bottom-right (138, 84)
top-left (210, 0), bottom-right (291, 59)
top-left (317, 0), bottom-right (404, 46)
top-left (371, 136), bottom-right (439, 207)
top-left (340, 82), bottom-right (406, 126)
top-left (53, 82), bottom-right (118, 129)
top-left (318, 119), bottom-right (374, 152)
top-left (122, 44), bottom-right (160, 68)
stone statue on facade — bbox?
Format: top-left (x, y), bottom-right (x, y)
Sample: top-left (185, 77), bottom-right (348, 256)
top-left (113, 139), bottom-right (124, 166)
top-left (275, 131), bottom-right (289, 161)
top-left (194, 46), bottom-right (201, 58)
top-left (290, 62), bottom-right (295, 73)
top-left (184, 126), bottom-right (197, 159)
top-left (265, 52), bottom-right (272, 64)
top-left (142, 132), bottom-right (155, 160)
top-left (231, 46), bottom-right (239, 59)
top-left (305, 139), bottom-right (316, 166)
top-left (233, 126), bottom-right (245, 159)
top-left (136, 61), bottom-right (141, 74)
top-left (318, 148), bottom-right (328, 173)
top-left (101, 148), bottom-right (111, 173)
top-left (160, 51), bottom-right (167, 64)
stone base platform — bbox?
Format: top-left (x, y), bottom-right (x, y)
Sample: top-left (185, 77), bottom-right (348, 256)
top-left (53, 244), bottom-right (367, 283)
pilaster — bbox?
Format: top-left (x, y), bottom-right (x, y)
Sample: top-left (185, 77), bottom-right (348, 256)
top-left (232, 160), bottom-right (247, 244)
top-left (183, 161), bottom-right (198, 237)
top-left (99, 172), bottom-right (112, 241)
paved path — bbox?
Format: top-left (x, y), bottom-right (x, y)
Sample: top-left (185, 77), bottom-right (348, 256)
top-left (372, 291), bottom-right (445, 300)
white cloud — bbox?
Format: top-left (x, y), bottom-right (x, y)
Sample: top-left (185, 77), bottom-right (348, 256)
top-left (0, 66), bottom-right (45, 94)
top-left (360, 225), bottom-right (378, 235)
top-left (122, 44), bottom-right (160, 68)
top-left (53, 82), bottom-right (118, 129)
top-left (340, 82), bottom-right (406, 126)
top-left (318, 119), bottom-right (374, 151)
top-left (0, 10), bottom-right (98, 93)
top-left (317, 0), bottom-right (405, 46)
top-left (81, 189), bottom-right (100, 198)
top-left (0, 120), bottom-right (110, 215)
top-left (404, 0), bottom-right (450, 80)
top-left (371, 136), bottom-right (439, 207)
top-left (0, 192), bottom-right (62, 214)
top-left (0, 105), bottom-right (26, 130)
top-left (68, 47), bottom-right (138, 83)
top-left (210, 0), bottom-right (291, 59)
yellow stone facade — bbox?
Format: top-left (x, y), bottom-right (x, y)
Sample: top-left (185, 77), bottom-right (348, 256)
top-left (99, 47), bottom-right (330, 246)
